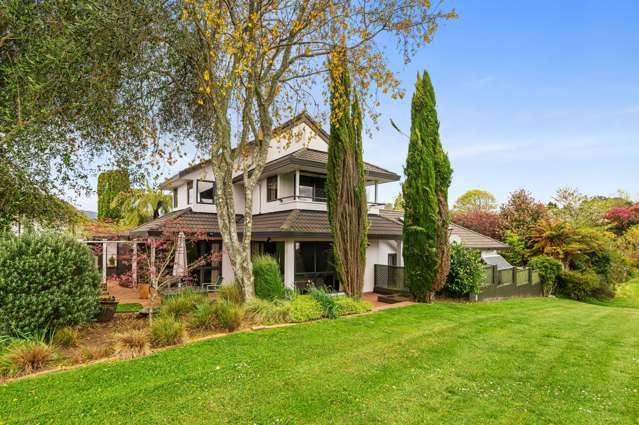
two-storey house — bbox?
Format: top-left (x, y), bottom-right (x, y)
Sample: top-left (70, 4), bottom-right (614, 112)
top-left (130, 113), bottom-right (403, 293)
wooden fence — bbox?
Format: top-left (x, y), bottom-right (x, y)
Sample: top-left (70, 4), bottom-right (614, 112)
top-left (374, 264), bottom-right (542, 301)
top-left (476, 265), bottom-right (542, 301)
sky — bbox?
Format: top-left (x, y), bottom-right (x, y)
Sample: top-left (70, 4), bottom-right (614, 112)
top-left (74, 0), bottom-right (639, 211)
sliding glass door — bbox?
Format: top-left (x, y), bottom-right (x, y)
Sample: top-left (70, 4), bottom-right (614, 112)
top-left (294, 241), bottom-right (339, 292)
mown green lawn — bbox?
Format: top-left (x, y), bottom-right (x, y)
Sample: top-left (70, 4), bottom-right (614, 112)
top-left (588, 277), bottom-right (639, 310)
top-left (1, 296), bottom-right (639, 424)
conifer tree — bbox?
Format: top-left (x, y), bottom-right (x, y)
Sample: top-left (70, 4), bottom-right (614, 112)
top-left (403, 71), bottom-right (451, 302)
top-left (326, 48), bottom-right (368, 298)
top-left (97, 170), bottom-right (130, 220)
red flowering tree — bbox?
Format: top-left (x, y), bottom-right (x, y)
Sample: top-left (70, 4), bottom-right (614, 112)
top-left (605, 204), bottom-right (639, 234)
top-left (453, 211), bottom-right (500, 239)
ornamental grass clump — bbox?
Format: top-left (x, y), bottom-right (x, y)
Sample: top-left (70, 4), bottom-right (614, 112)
top-left (52, 326), bottom-right (80, 348)
top-left (150, 316), bottom-right (186, 347)
top-left (189, 302), bottom-right (217, 330)
top-left (160, 290), bottom-right (208, 319)
top-left (217, 282), bottom-right (244, 305)
top-left (0, 337), bottom-right (55, 376)
top-left (244, 299), bottom-right (292, 325)
top-left (114, 330), bottom-right (150, 359)
top-left (213, 300), bottom-right (243, 332)
top-left (0, 233), bottom-right (101, 335)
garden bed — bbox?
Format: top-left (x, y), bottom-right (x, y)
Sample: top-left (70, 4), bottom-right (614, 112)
top-left (0, 288), bottom-right (373, 383)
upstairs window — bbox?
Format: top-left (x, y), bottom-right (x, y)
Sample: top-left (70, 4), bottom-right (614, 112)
top-left (267, 175), bottom-right (278, 202)
top-left (173, 188), bottom-right (178, 208)
top-left (197, 180), bottom-right (215, 204)
top-left (187, 181), bottom-right (194, 205)
top-left (299, 174), bottom-right (326, 201)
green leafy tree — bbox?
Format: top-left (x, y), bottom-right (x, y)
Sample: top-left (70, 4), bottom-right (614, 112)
top-left (97, 170), bottom-right (130, 220)
top-left (499, 189), bottom-right (549, 238)
top-left (403, 72), bottom-right (440, 302)
top-left (110, 185), bottom-right (172, 227)
top-left (501, 230), bottom-right (528, 266)
top-left (453, 189), bottom-right (497, 213)
top-left (0, 163), bottom-right (86, 231)
top-left (326, 48), bottom-right (368, 298)
top-left (392, 193), bottom-right (404, 211)
top-left (1, 0), bottom-right (172, 196)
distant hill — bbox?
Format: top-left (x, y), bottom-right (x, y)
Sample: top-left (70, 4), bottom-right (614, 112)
top-left (82, 210), bottom-right (98, 220)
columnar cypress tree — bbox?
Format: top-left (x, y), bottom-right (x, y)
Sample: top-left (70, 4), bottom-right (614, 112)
top-left (430, 75), bottom-right (453, 294)
top-left (403, 71), bottom-right (451, 302)
top-left (97, 170), bottom-right (130, 220)
top-left (326, 48), bottom-right (368, 298)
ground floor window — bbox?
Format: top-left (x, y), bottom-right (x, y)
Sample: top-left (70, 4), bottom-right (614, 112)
top-left (187, 240), bottom-right (222, 285)
top-left (294, 241), bottom-right (338, 292)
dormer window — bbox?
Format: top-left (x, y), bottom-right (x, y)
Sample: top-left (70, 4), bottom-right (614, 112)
top-left (197, 180), bottom-right (215, 204)
top-left (267, 175), bottom-right (278, 202)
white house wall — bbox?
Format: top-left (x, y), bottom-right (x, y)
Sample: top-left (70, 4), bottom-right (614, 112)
top-left (170, 121), bottom-right (328, 213)
top-left (363, 239), bottom-right (402, 293)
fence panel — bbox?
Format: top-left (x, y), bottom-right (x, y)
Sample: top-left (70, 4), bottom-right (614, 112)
top-left (516, 268), bottom-right (528, 285)
top-left (483, 265), bottom-right (495, 286)
top-left (531, 270), bottom-right (541, 285)
top-left (374, 264), bottom-right (409, 293)
top-left (478, 266), bottom-right (543, 301)
top-left (499, 268), bottom-right (513, 285)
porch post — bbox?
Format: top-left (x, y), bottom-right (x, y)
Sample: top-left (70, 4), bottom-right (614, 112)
top-left (284, 240), bottom-right (295, 290)
top-left (101, 241), bottom-right (107, 285)
top-left (149, 238), bottom-right (156, 282)
top-left (374, 181), bottom-right (378, 204)
top-left (132, 242), bottom-right (138, 286)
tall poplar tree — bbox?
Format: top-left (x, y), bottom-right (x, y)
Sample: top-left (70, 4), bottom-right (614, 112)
top-left (326, 48), bottom-right (368, 298)
top-left (403, 71), bottom-right (451, 302)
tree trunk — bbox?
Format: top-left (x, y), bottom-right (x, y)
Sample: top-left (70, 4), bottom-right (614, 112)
top-left (209, 113), bottom-right (271, 302)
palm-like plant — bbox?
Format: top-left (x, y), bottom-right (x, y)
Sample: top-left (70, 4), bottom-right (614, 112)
top-left (110, 184), bottom-right (172, 227)
top-left (529, 219), bottom-right (584, 270)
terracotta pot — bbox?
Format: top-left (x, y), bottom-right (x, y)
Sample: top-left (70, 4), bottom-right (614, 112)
top-left (138, 283), bottom-right (150, 299)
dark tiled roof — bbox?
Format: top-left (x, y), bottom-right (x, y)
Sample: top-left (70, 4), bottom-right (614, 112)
top-left (161, 112), bottom-right (400, 188)
top-left (232, 147), bottom-right (400, 183)
top-left (161, 112), bottom-right (328, 188)
top-left (449, 223), bottom-right (509, 250)
top-left (130, 209), bottom-right (402, 240)
top-left (378, 209), bottom-right (509, 250)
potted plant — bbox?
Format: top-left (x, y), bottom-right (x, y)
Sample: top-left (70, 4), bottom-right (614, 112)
top-left (96, 296), bottom-right (119, 322)
top-left (138, 282), bottom-right (150, 299)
